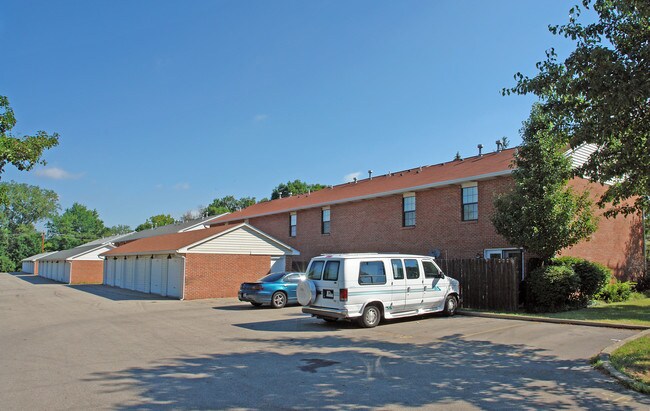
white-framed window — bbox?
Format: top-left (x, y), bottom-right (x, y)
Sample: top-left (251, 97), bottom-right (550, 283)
top-left (462, 182), bottom-right (478, 221)
top-left (403, 192), bottom-right (416, 227)
top-left (289, 212), bottom-right (297, 237)
top-left (322, 207), bottom-right (330, 234)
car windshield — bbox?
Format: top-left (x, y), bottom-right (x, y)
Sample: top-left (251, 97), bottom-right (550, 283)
top-left (259, 272), bottom-right (286, 282)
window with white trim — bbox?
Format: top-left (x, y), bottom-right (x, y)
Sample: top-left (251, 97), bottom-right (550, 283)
top-left (322, 207), bottom-right (330, 234)
top-left (403, 193), bottom-right (416, 227)
top-left (289, 212), bottom-right (297, 237)
top-left (462, 183), bottom-right (478, 221)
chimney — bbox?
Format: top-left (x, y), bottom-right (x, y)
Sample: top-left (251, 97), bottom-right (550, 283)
top-left (368, 170), bottom-right (373, 180)
top-left (495, 140), bottom-right (502, 152)
top-left (477, 144), bottom-right (484, 156)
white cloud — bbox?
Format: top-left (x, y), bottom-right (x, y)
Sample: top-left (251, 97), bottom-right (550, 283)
top-left (34, 167), bottom-right (83, 180)
top-left (173, 182), bottom-right (191, 190)
top-left (343, 171), bottom-right (362, 183)
top-left (253, 114), bottom-right (269, 123)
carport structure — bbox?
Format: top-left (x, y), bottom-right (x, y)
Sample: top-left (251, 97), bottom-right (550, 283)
top-left (101, 223), bottom-right (299, 300)
top-left (21, 251), bottom-right (56, 274)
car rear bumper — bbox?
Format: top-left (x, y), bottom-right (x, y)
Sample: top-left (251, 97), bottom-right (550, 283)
top-left (238, 292), bottom-right (270, 304)
top-left (302, 306), bottom-right (352, 320)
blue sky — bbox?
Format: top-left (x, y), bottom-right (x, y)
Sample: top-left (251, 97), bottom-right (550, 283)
top-left (1, 1), bottom-right (588, 229)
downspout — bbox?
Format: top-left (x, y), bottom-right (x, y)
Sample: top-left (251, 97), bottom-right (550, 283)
top-left (180, 254), bottom-right (186, 301)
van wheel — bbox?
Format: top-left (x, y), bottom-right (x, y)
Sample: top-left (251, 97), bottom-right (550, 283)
top-left (443, 295), bottom-right (458, 316)
top-left (358, 305), bottom-right (381, 328)
top-left (271, 292), bottom-right (287, 309)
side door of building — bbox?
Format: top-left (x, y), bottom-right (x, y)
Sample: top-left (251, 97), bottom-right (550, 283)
top-left (421, 259), bottom-right (448, 308)
top-left (404, 258), bottom-right (424, 310)
top-left (389, 258), bottom-right (407, 313)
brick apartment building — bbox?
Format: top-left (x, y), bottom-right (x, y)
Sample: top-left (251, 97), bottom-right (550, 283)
top-left (209, 147), bottom-right (644, 280)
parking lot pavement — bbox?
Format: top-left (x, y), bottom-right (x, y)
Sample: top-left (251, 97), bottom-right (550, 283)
top-left (1, 272), bottom-right (649, 410)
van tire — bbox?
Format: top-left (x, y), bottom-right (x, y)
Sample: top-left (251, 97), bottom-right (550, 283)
top-left (358, 305), bottom-right (381, 328)
top-left (443, 295), bottom-right (458, 316)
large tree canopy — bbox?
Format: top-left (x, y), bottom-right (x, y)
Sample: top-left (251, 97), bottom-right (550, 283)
top-left (492, 104), bottom-right (598, 261)
top-left (271, 180), bottom-right (326, 200)
top-left (206, 196), bottom-right (256, 216)
top-left (46, 203), bottom-right (107, 250)
top-left (505, 0), bottom-right (649, 216)
top-left (0, 96), bottom-right (59, 181)
top-left (135, 214), bottom-right (176, 231)
top-left (0, 181), bottom-right (59, 230)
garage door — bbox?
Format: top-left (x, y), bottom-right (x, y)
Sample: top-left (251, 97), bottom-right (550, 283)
top-left (270, 256), bottom-right (285, 273)
top-left (115, 258), bottom-right (125, 288)
top-left (124, 258), bottom-right (135, 290)
top-left (105, 258), bottom-right (115, 286)
top-left (150, 258), bottom-right (164, 295)
top-left (166, 258), bottom-right (183, 298)
top-left (63, 262), bottom-right (71, 283)
top-left (57, 262), bottom-right (64, 282)
top-left (134, 258), bottom-right (149, 293)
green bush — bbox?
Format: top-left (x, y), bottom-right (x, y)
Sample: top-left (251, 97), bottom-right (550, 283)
top-left (526, 265), bottom-right (581, 312)
top-left (551, 256), bottom-right (611, 304)
top-left (0, 255), bottom-right (15, 273)
top-left (595, 281), bottom-right (635, 303)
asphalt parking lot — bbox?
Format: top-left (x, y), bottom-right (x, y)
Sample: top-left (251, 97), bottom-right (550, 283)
top-left (1, 272), bottom-right (648, 410)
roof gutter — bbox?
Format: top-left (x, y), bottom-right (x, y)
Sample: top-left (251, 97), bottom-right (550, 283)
top-left (216, 169), bottom-right (514, 223)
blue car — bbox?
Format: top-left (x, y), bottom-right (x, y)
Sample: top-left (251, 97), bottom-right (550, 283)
top-left (239, 272), bottom-right (306, 308)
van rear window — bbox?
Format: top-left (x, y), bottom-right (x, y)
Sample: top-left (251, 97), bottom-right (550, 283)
top-left (307, 261), bottom-right (324, 280)
top-left (323, 261), bottom-right (340, 281)
top-left (358, 261), bottom-right (386, 285)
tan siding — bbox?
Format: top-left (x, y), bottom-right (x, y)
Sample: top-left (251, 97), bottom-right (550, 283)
top-left (188, 227), bottom-right (289, 255)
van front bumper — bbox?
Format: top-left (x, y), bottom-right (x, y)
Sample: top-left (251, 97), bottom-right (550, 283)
top-left (302, 306), bottom-right (353, 320)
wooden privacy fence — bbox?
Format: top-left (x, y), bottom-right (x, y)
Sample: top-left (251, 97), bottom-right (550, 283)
top-left (438, 258), bottom-right (519, 312)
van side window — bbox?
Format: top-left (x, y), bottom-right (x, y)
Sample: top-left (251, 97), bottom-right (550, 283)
top-left (307, 261), bottom-right (324, 280)
top-left (422, 261), bottom-right (440, 278)
top-left (323, 261), bottom-right (340, 281)
top-left (391, 259), bottom-right (404, 280)
top-left (405, 259), bottom-right (420, 279)
top-left (358, 261), bottom-right (386, 285)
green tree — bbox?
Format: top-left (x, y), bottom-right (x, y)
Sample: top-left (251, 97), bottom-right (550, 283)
top-left (105, 224), bottom-right (132, 236)
top-left (505, 0), bottom-right (650, 216)
top-left (271, 180), bottom-right (326, 200)
top-left (0, 182), bottom-right (59, 230)
top-left (491, 104), bottom-right (598, 262)
top-left (205, 196), bottom-right (256, 216)
top-left (135, 214), bottom-right (175, 231)
top-left (46, 203), bottom-right (107, 250)
top-left (0, 96), bottom-right (59, 204)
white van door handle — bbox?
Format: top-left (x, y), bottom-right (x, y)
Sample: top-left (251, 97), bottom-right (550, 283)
top-left (424, 286), bottom-right (427, 291)
top-left (407, 287), bottom-right (410, 292)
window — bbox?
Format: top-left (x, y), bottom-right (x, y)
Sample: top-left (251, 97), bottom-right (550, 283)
top-left (391, 259), bottom-right (405, 280)
top-left (403, 194), bottom-right (416, 227)
top-left (462, 185), bottom-right (478, 221)
top-left (322, 208), bottom-right (331, 234)
top-left (307, 261), bottom-right (324, 280)
top-left (323, 261), bottom-right (340, 281)
top-left (404, 259), bottom-right (420, 279)
top-left (422, 261), bottom-right (441, 278)
top-left (358, 261), bottom-right (386, 285)
top-left (289, 212), bottom-right (297, 237)
top-left (284, 274), bottom-right (302, 283)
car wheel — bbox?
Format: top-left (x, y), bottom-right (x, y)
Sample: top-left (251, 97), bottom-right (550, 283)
top-left (271, 291), bottom-right (287, 309)
top-left (250, 302), bottom-right (263, 307)
top-left (358, 305), bottom-right (381, 328)
top-left (443, 295), bottom-right (458, 316)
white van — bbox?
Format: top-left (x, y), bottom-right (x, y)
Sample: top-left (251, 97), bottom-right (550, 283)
top-left (297, 253), bottom-right (460, 328)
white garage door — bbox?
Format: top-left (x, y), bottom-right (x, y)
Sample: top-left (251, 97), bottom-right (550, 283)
top-left (270, 256), bottom-right (285, 273)
top-left (115, 258), bottom-right (125, 288)
top-left (124, 258), bottom-right (135, 290)
top-left (166, 258), bottom-right (183, 298)
top-left (150, 258), bottom-right (164, 296)
top-left (105, 258), bottom-right (115, 286)
top-left (134, 258), bottom-right (148, 292)
top-left (63, 262), bottom-right (71, 283)
top-left (57, 262), bottom-right (64, 282)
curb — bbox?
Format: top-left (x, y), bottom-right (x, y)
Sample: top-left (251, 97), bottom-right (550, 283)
top-left (457, 310), bottom-right (650, 330)
top-left (598, 329), bottom-right (650, 392)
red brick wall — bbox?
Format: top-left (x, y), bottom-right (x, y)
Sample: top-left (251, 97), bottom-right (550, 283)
top-left (184, 254), bottom-right (271, 300)
top-left (220, 175), bottom-right (643, 280)
top-left (70, 260), bottom-right (104, 284)
top-left (560, 179), bottom-right (644, 281)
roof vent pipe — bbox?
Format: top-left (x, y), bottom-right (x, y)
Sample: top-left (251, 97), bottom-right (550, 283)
top-left (353, 177), bottom-right (357, 183)
top-left (477, 144), bottom-right (484, 156)
top-left (495, 140), bottom-right (502, 152)
top-left (368, 170), bottom-right (373, 180)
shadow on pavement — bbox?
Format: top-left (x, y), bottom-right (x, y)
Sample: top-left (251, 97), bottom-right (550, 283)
top-left (212, 303), bottom-right (301, 311)
top-left (10, 273), bottom-right (63, 285)
top-left (84, 334), bottom-right (650, 410)
top-left (67, 284), bottom-right (174, 302)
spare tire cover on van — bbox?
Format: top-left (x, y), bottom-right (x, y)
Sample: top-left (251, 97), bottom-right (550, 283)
top-left (297, 280), bottom-right (317, 306)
